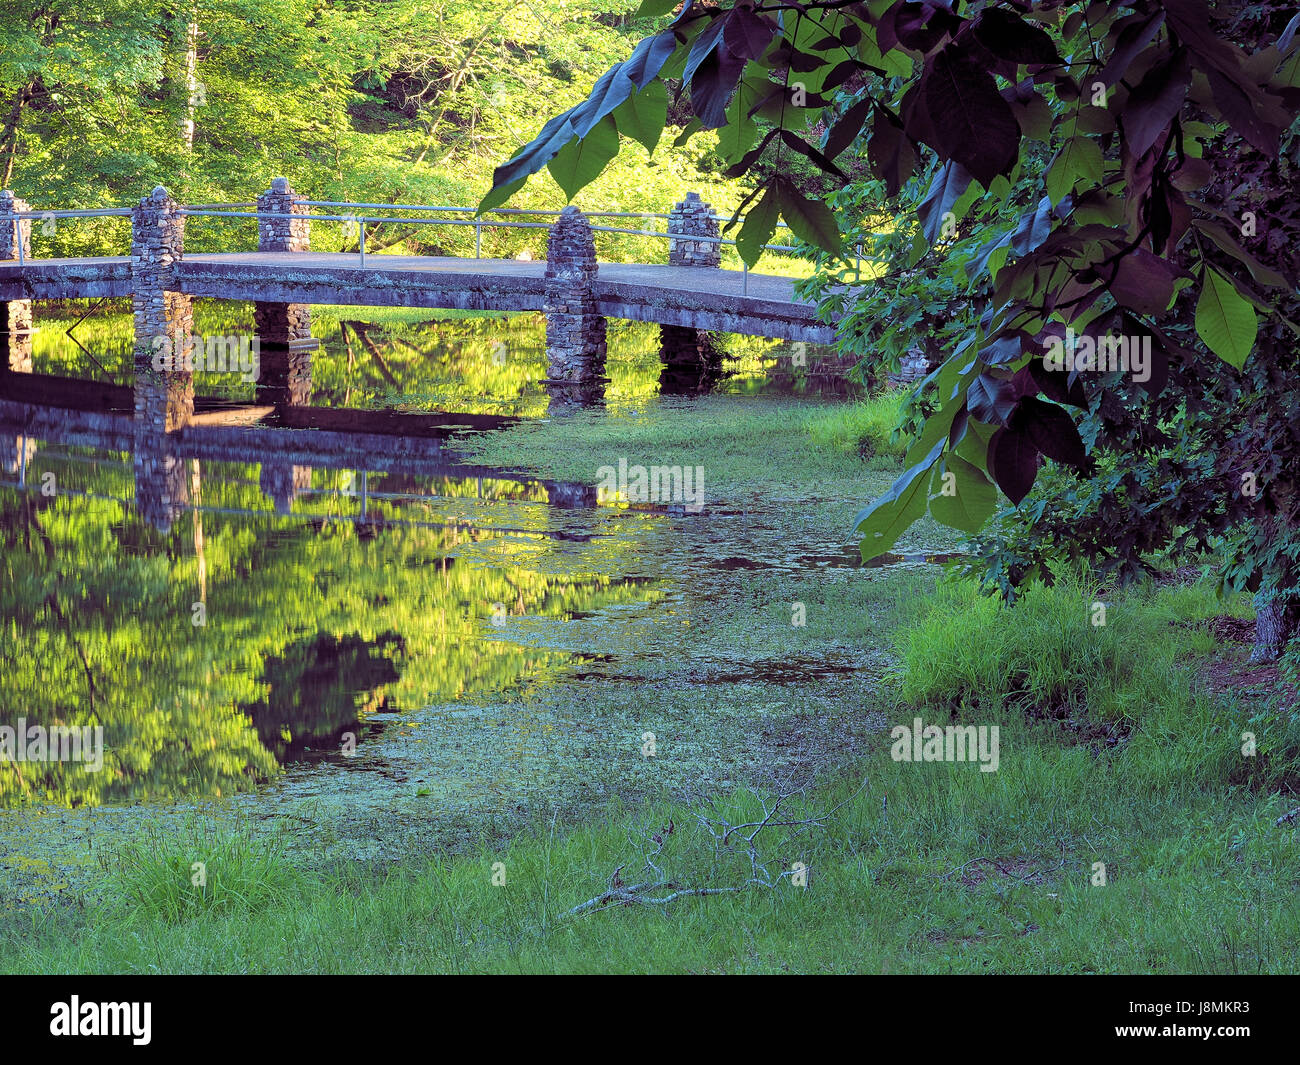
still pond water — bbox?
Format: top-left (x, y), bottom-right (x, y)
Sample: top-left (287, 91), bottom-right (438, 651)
top-left (1, 302), bottom-right (870, 816)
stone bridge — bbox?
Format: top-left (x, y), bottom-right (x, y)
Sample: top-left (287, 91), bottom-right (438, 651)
top-left (0, 180), bottom-right (837, 424)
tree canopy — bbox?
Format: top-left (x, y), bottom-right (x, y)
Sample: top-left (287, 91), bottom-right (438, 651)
top-left (484, 0), bottom-right (1300, 655)
top-left (0, 0), bottom-right (735, 253)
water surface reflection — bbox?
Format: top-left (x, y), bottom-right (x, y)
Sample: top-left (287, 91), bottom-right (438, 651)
top-left (1, 305), bottom-right (869, 812)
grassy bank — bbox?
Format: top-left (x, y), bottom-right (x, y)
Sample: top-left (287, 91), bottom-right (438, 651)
top-left (5, 569), bottom-right (1297, 974)
top-left (458, 391), bottom-right (918, 503)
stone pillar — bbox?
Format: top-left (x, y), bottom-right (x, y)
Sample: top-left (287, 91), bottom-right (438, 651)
top-left (0, 197), bottom-right (36, 467)
top-left (0, 191), bottom-right (34, 374)
top-left (3, 436), bottom-right (37, 476)
top-left (661, 191), bottom-right (722, 392)
top-left (666, 191), bottom-right (721, 268)
top-left (131, 186), bottom-right (191, 531)
top-left (544, 206), bottom-right (607, 407)
top-left (543, 479), bottom-right (598, 508)
top-left (132, 185), bottom-right (193, 432)
top-left (133, 433), bottom-right (190, 532)
top-left (886, 346), bottom-right (930, 387)
top-left (254, 177), bottom-right (316, 406)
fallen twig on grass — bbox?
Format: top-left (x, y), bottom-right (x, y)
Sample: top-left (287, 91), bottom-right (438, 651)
top-left (561, 776), bottom-right (868, 919)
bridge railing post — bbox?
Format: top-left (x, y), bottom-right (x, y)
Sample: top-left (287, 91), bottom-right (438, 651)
top-left (543, 206), bottom-right (607, 407)
top-left (0, 190), bottom-right (35, 374)
top-left (255, 177), bottom-right (316, 407)
top-left (131, 185), bottom-right (193, 432)
top-left (666, 191), bottom-right (722, 269)
top-left (257, 176), bottom-right (311, 255)
top-left (0, 190), bottom-right (32, 262)
top-left (130, 185), bottom-right (192, 529)
top-left (660, 191), bottom-right (723, 392)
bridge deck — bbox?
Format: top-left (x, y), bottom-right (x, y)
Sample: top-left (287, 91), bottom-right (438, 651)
top-left (0, 254), bottom-right (836, 343)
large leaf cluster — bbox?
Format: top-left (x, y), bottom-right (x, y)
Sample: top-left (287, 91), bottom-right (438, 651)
top-left (485, 0), bottom-right (1300, 599)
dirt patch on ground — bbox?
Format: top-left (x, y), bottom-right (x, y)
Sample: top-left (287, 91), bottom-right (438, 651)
top-left (1193, 615), bottom-right (1296, 708)
top-left (1204, 615), bottom-right (1257, 645)
top-left (1021, 701), bottom-right (1132, 751)
top-left (1202, 655), bottom-right (1281, 699)
top-left (954, 856), bottom-right (1054, 889)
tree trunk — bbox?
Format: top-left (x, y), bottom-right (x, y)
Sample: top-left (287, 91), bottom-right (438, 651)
top-left (1250, 589), bottom-right (1299, 664)
top-left (0, 82), bottom-right (35, 188)
top-left (182, 15), bottom-right (199, 151)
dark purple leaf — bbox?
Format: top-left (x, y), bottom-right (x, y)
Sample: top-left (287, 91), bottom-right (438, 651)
top-left (988, 426), bottom-right (1039, 504)
top-left (723, 8), bottom-right (777, 62)
top-left (868, 105), bottom-right (916, 197)
top-left (974, 8), bottom-right (1059, 64)
top-left (1016, 396), bottom-right (1087, 467)
top-left (690, 44), bottom-right (746, 129)
top-left (824, 97), bottom-right (874, 160)
top-left (1098, 12), bottom-right (1166, 87)
top-left (682, 16), bottom-right (726, 87)
top-left (1207, 68), bottom-right (1282, 154)
top-left (1108, 248), bottom-right (1178, 315)
top-left (894, 2), bottom-right (963, 53)
top-left (925, 45), bottom-right (1020, 186)
top-left (1028, 359), bottom-right (1089, 408)
top-left (1122, 48), bottom-right (1191, 158)
top-left (780, 129), bottom-right (848, 178)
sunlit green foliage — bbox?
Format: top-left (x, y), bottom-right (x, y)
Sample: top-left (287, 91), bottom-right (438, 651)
top-left (0, 0), bottom-right (746, 259)
top-left (802, 389), bottom-right (909, 463)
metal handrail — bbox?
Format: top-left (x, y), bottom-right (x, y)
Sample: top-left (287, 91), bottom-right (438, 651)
top-left (4, 200), bottom-right (819, 294)
top-left (179, 207), bottom-right (804, 293)
top-left (3, 207), bottom-right (133, 265)
top-left (302, 202), bottom-right (673, 220)
top-left (9, 208), bottom-right (134, 218)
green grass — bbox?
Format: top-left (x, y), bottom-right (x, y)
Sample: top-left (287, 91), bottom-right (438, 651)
top-left (803, 390), bottom-right (909, 461)
top-left (896, 572), bottom-right (1223, 717)
top-left (6, 574), bottom-right (1298, 974)
top-left (897, 572), bottom-right (1300, 794)
top-left (98, 816), bottom-right (307, 927)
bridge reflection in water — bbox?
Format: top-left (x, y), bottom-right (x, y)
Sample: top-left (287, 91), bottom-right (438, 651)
top-left (0, 369), bottom-right (605, 530)
top-left (0, 377), bottom-right (669, 810)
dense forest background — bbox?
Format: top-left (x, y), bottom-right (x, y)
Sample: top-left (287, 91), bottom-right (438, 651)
top-left (0, 0), bottom-right (749, 255)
